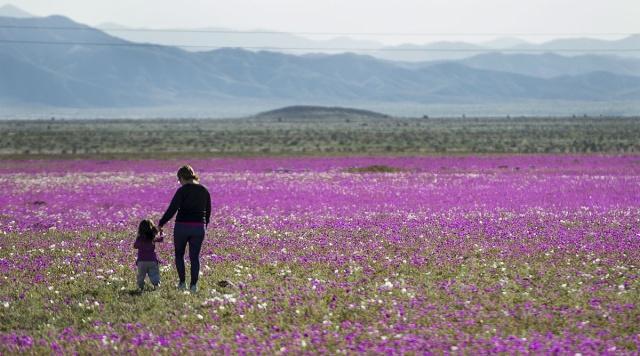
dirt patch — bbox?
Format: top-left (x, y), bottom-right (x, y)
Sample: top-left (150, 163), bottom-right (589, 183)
top-left (343, 165), bottom-right (407, 173)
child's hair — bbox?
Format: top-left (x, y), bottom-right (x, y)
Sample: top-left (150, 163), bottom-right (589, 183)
top-left (177, 164), bottom-right (199, 182)
top-left (138, 219), bottom-right (159, 240)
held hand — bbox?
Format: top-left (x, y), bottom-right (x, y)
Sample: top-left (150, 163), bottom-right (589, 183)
top-left (154, 230), bottom-right (165, 243)
top-left (155, 226), bottom-right (164, 242)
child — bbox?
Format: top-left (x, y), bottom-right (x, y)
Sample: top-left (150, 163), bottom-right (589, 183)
top-left (134, 219), bottom-right (164, 291)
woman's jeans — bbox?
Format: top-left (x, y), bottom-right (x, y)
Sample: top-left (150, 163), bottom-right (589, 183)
top-left (174, 223), bottom-right (206, 287)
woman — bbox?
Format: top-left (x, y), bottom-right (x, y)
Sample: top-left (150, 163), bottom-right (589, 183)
top-left (159, 165), bottom-right (211, 293)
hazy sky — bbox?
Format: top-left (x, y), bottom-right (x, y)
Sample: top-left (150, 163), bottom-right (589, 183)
top-left (5, 0), bottom-right (639, 44)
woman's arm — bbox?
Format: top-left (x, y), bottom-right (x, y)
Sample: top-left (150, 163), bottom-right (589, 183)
top-left (159, 188), bottom-right (183, 227)
top-left (205, 191), bottom-right (211, 226)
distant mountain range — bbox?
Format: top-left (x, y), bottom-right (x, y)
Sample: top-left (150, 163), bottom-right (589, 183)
top-left (0, 12), bottom-right (639, 110)
top-left (98, 23), bottom-right (640, 62)
top-left (4, 3), bottom-right (636, 63)
top-left (0, 4), bottom-right (33, 18)
top-left (374, 36), bottom-right (640, 62)
top-left (92, 19), bottom-right (640, 62)
top-left (456, 53), bottom-right (640, 78)
top-left (96, 22), bottom-right (383, 56)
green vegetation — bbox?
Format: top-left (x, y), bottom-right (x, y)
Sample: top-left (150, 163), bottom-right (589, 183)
top-left (1, 116), bottom-right (639, 157)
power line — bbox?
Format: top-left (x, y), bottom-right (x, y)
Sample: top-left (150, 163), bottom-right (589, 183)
top-left (0, 39), bottom-right (638, 52)
top-left (0, 24), bottom-right (637, 37)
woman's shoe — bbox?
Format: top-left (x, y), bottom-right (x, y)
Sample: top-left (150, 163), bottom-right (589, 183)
top-left (177, 282), bottom-right (186, 290)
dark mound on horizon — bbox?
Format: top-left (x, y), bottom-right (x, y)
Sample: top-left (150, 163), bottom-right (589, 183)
top-left (254, 106), bottom-right (391, 121)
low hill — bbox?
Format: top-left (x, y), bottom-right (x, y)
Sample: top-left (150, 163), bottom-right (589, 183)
top-left (254, 106), bottom-right (390, 121)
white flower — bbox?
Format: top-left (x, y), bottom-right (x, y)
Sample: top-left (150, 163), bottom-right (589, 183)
top-left (2, 302), bottom-right (9, 308)
top-left (197, 314), bottom-right (204, 320)
top-left (618, 284), bottom-right (625, 291)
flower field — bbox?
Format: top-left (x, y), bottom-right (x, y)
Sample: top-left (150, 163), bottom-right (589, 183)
top-left (1, 155), bottom-right (639, 354)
